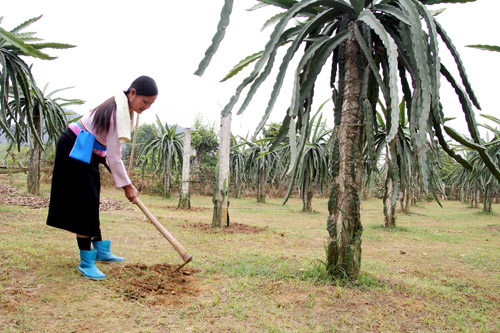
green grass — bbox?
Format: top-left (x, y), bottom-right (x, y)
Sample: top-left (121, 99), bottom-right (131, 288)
top-left (1, 174), bottom-right (500, 331)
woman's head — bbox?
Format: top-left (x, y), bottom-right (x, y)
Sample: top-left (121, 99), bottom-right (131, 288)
top-left (125, 75), bottom-right (158, 114)
top-left (92, 76), bottom-right (159, 135)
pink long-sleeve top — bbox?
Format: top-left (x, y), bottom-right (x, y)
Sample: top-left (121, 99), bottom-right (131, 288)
top-left (79, 110), bottom-right (132, 188)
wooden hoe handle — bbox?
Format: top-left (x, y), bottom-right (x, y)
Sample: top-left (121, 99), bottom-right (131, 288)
top-left (135, 198), bottom-right (193, 263)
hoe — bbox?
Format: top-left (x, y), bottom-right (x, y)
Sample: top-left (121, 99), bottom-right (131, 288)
top-left (135, 198), bottom-right (193, 272)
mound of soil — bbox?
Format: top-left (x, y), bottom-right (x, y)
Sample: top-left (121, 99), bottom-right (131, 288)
top-left (0, 182), bottom-right (127, 211)
top-left (181, 222), bottom-right (268, 234)
top-left (98, 198), bottom-right (129, 211)
top-left (107, 263), bottom-right (201, 306)
top-left (0, 183), bottom-right (18, 195)
top-left (0, 195), bottom-right (49, 208)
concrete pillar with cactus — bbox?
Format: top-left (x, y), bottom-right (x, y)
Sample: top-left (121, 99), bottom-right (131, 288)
top-left (127, 114), bottom-right (140, 176)
top-left (178, 128), bottom-right (192, 209)
top-left (212, 112), bottom-right (231, 228)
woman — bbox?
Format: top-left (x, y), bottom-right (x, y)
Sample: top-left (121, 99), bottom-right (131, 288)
top-left (46, 75), bottom-right (158, 280)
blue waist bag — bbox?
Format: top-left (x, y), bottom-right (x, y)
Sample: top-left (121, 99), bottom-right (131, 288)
top-left (69, 123), bottom-right (96, 164)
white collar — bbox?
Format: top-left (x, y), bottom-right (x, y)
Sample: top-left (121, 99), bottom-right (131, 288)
top-left (115, 92), bottom-right (132, 143)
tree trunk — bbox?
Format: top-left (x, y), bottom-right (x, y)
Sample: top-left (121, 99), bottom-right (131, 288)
top-left (449, 185), bottom-right (456, 200)
top-left (411, 182), bottom-right (418, 206)
top-left (384, 174), bottom-right (396, 228)
top-left (326, 30), bottom-right (364, 280)
top-left (193, 151), bottom-right (202, 182)
top-left (400, 188), bottom-right (410, 213)
top-left (163, 171), bottom-right (171, 198)
top-left (257, 166), bottom-right (266, 203)
top-left (483, 185), bottom-right (492, 213)
top-left (302, 175), bottom-right (313, 212)
top-left (471, 188), bottom-right (478, 208)
top-left (384, 141), bottom-right (398, 228)
top-left (234, 180), bottom-right (242, 199)
top-left (28, 107), bottom-right (41, 195)
top-left (361, 182), bottom-right (370, 201)
top-left (178, 128), bottom-right (192, 209)
top-left (415, 186), bottom-right (422, 203)
top-left (212, 113), bottom-right (231, 227)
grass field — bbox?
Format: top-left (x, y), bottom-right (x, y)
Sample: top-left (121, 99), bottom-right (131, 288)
top-left (1, 175), bottom-right (499, 332)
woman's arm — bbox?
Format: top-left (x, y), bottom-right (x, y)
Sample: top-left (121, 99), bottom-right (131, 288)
top-left (105, 119), bottom-right (137, 203)
top-left (104, 160), bottom-right (138, 204)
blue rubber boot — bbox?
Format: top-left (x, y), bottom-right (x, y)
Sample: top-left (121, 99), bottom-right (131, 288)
top-left (78, 249), bottom-right (105, 280)
top-left (92, 240), bottom-right (124, 262)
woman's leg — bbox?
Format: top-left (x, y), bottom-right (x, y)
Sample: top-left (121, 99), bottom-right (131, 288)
top-left (91, 228), bottom-right (102, 242)
top-left (76, 234), bottom-right (105, 279)
top-left (76, 235), bottom-right (92, 250)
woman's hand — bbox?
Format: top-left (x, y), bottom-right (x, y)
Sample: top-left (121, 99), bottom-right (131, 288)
top-left (123, 184), bottom-right (138, 204)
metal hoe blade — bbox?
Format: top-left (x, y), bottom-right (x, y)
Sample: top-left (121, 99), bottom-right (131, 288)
top-left (173, 256), bottom-right (193, 273)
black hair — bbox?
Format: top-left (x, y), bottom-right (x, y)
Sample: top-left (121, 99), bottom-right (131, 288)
top-left (91, 97), bottom-right (117, 135)
top-left (125, 75), bottom-right (158, 97)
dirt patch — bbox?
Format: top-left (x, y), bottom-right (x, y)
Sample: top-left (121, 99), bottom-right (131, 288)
top-left (0, 195), bottom-right (49, 208)
top-left (0, 183), bottom-right (19, 195)
top-left (181, 222), bottom-right (268, 234)
top-left (165, 205), bottom-right (210, 212)
top-left (485, 224), bottom-right (500, 232)
top-left (107, 263), bottom-right (202, 306)
top-left (98, 198), bottom-right (130, 211)
top-left (0, 182), bottom-right (128, 211)
top-left (0, 195), bottom-right (127, 211)
top-left (1, 284), bottom-right (42, 310)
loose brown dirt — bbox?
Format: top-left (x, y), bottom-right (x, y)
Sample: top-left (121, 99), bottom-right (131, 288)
top-left (0, 181), bottom-right (128, 211)
top-left (165, 204), bottom-right (210, 212)
top-left (0, 194), bottom-right (49, 208)
top-left (180, 221), bottom-right (268, 234)
top-left (485, 224), bottom-right (500, 232)
top-left (0, 182), bottom-right (18, 195)
top-left (107, 263), bottom-right (202, 306)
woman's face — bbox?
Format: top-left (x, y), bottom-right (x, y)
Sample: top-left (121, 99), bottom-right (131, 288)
top-left (128, 89), bottom-right (157, 114)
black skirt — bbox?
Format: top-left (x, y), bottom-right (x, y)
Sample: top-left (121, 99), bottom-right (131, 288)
top-left (46, 128), bottom-right (105, 236)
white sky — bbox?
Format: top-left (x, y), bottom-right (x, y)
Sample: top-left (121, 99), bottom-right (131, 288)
top-left (2, 0), bottom-right (499, 137)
